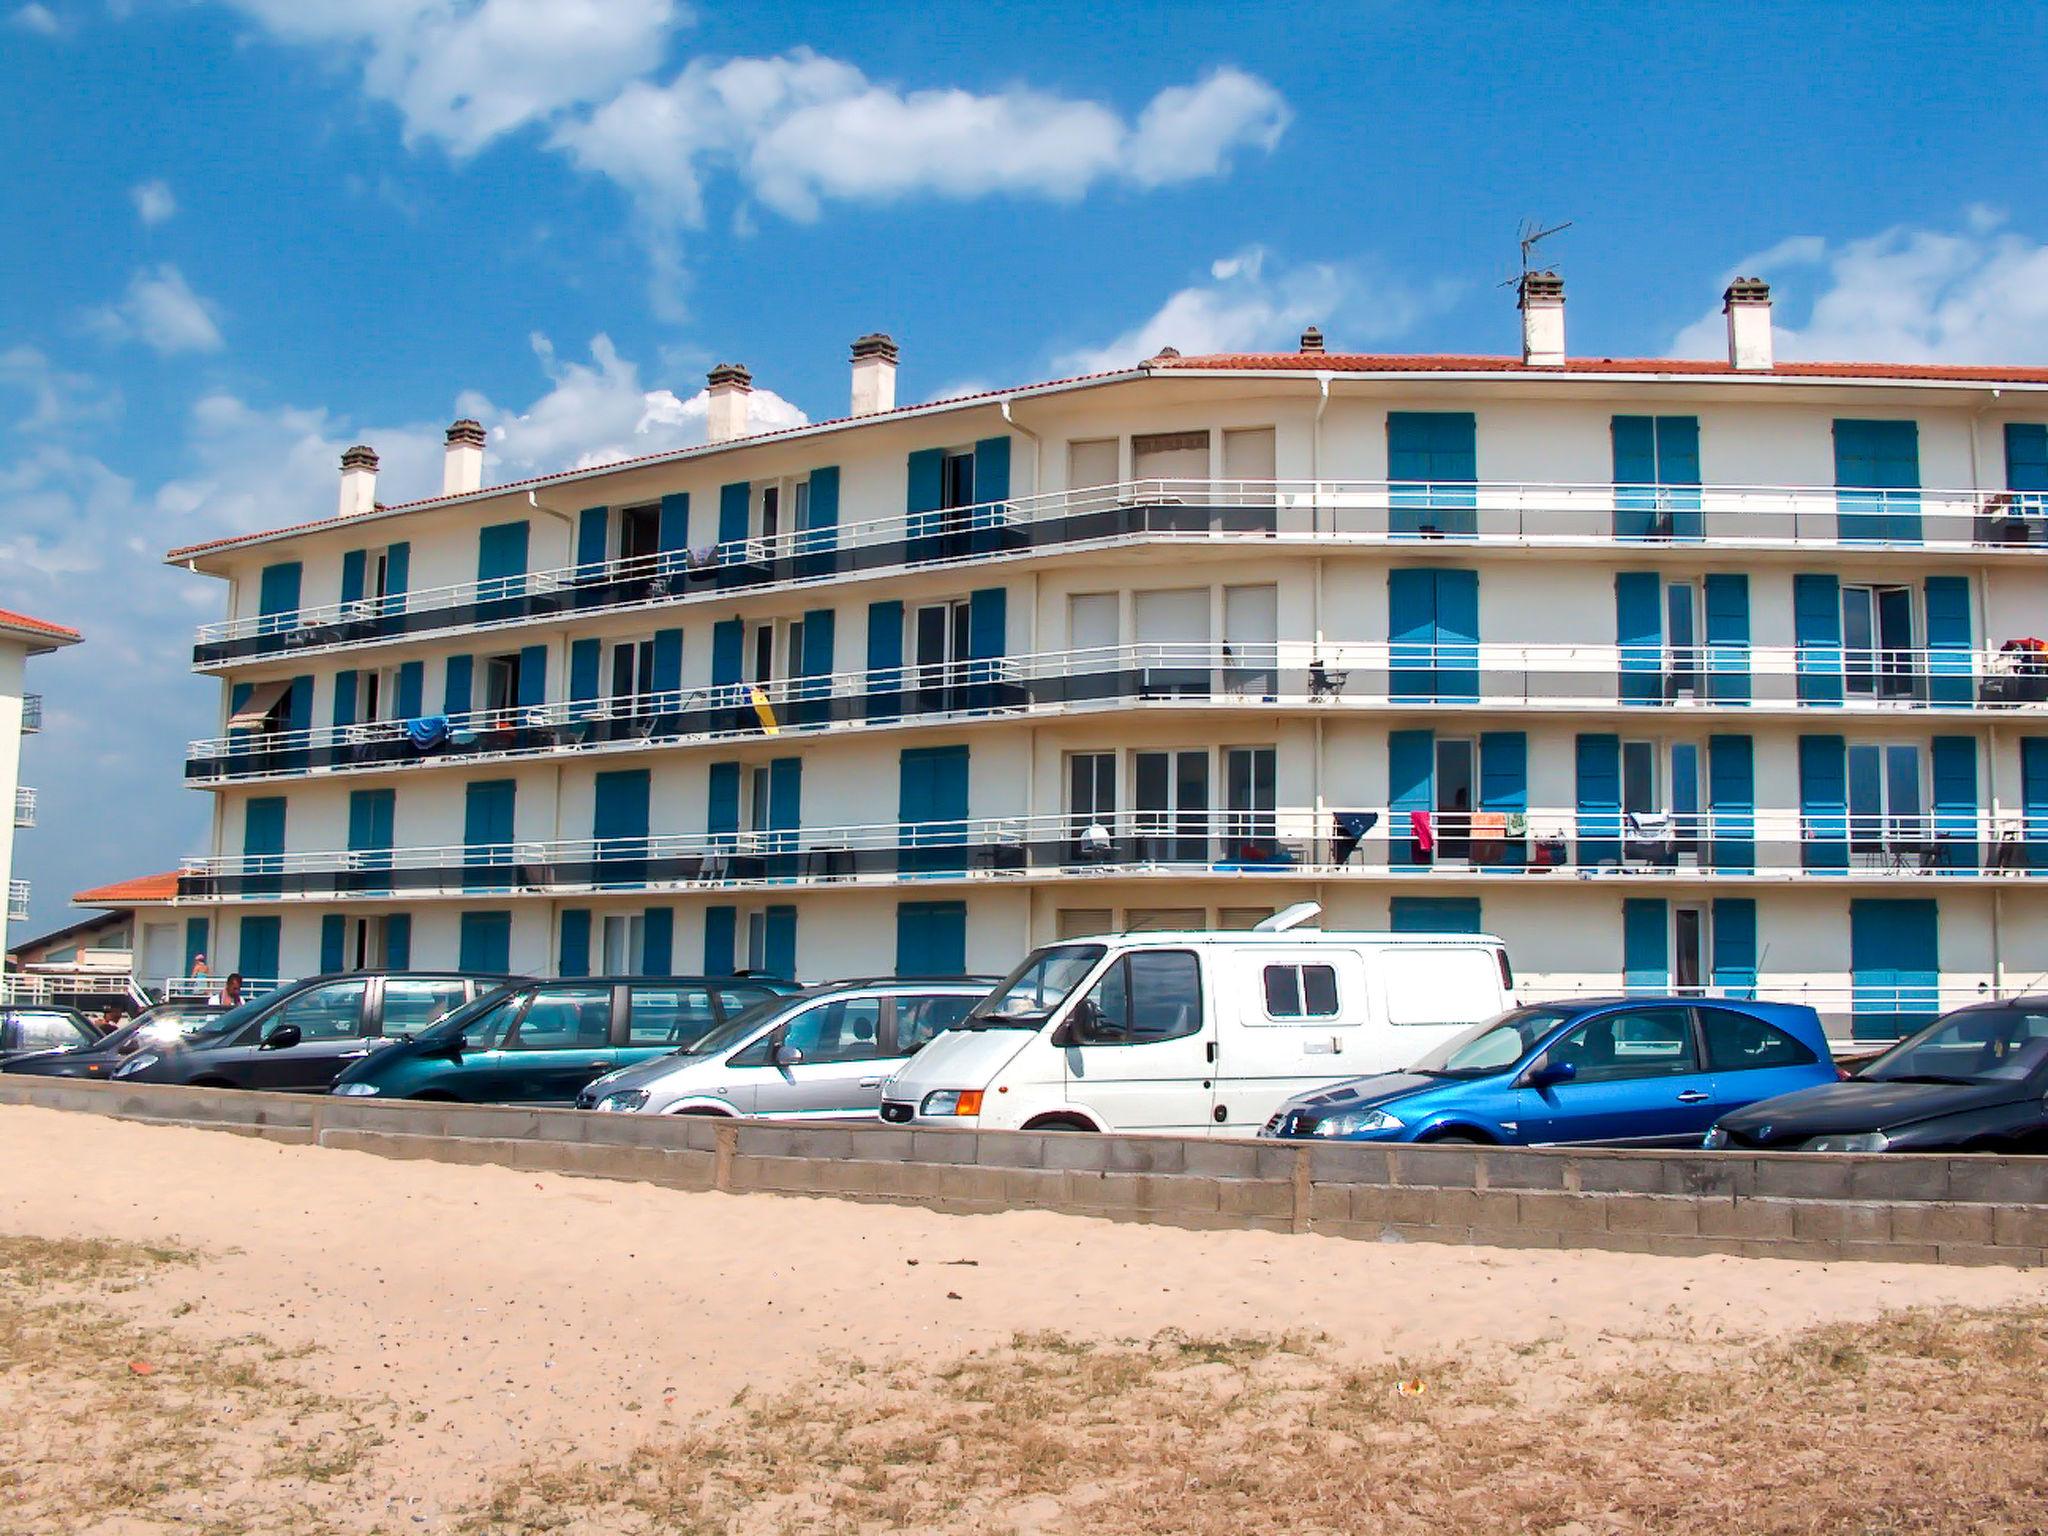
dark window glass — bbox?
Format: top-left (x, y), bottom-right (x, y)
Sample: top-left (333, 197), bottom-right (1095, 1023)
top-left (627, 985), bottom-right (719, 1046)
top-left (895, 993), bottom-right (977, 1054)
top-left (1262, 966), bottom-right (1300, 1017)
top-left (781, 998), bottom-right (884, 1064)
top-left (1699, 1008), bottom-right (1818, 1072)
top-left (272, 981), bottom-right (368, 1041)
top-left (1547, 1007), bottom-right (1699, 1083)
top-left (508, 987), bottom-right (612, 1051)
top-left (1082, 951), bottom-right (1201, 1043)
top-left (1301, 965), bottom-right (1339, 1016)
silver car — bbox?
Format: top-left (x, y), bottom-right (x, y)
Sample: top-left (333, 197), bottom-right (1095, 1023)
top-left (574, 978), bottom-right (992, 1118)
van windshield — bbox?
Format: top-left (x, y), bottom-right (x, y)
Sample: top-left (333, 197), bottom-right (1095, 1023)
top-left (965, 945), bottom-right (1106, 1028)
top-left (1410, 1007), bottom-right (1576, 1077)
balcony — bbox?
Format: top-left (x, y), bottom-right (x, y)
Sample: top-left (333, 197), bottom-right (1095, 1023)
top-left (12, 786), bottom-right (33, 828)
top-left (176, 806), bottom-right (2046, 903)
top-left (187, 479), bottom-right (2048, 669)
top-left (18, 694), bottom-right (41, 733)
top-left (184, 640), bottom-right (2048, 786)
top-left (7, 880), bottom-right (28, 922)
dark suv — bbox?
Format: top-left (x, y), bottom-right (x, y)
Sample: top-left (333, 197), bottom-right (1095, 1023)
top-left (110, 972), bottom-right (510, 1092)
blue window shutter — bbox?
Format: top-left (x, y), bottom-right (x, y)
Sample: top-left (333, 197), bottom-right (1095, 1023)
top-left (896, 901), bottom-right (967, 975)
top-left (517, 644), bottom-right (547, 707)
top-left (712, 620), bottom-right (744, 687)
top-left (1575, 733), bottom-right (1621, 867)
top-left (383, 914), bottom-right (411, 969)
top-left (1388, 568), bottom-right (1434, 700)
top-left (1799, 735), bottom-right (1848, 871)
top-left (805, 466), bottom-right (840, 539)
top-left (1655, 416), bottom-right (1701, 485)
top-left (641, 907), bottom-right (673, 976)
top-left (763, 906), bottom-right (798, 980)
top-left (1387, 412), bottom-right (1476, 534)
top-left (384, 542), bottom-right (408, 599)
top-left (1623, 898), bottom-right (1669, 991)
top-left (286, 676), bottom-right (314, 734)
top-left (458, 911), bottom-right (512, 973)
top-left (1793, 573), bottom-right (1844, 705)
top-left (230, 682), bottom-right (252, 722)
top-left (244, 797), bottom-right (286, 856)
top-left (659, 493), bottom-right (691, 557)
top-left (1478, 731), bottom-right (1526, 810)
top-left (339, 549), bottom-right (366, 607)
top-left (704, 906), bottom-right (737, 976)
top-left (594, 770), bottom-right (651, 849)
top-left (1388, 728), bottom-right (1433, 865)
top-left (801, 608), bottom-right (836, 684)
top-left (968, 587), bottom-right (1007, 660)
top-left (1851, 899), bottom-right (1939, 1039)
top-left (1834, 420), bottom-right (1922, 542)
top-left (2023, 738), bottom-right (2048, 870)
top-left (569, 638), bottom-right (602, 717)
top-left (1434, 569), bottom-right (1478, 702)
top-left (320, 914), bottom-right (345, 974)
top-left (973, 436), bottom-right (1011, 505)
top-left (258, 562), bottom-right (302, 618)
top-left (652, 629), bottom-right (683, 696)
top-left (332, 669), bottom-right (358, 729)
top-left (1924, 576), bottom-right (1973, 706)
top-left (1707, 734), bottom-right (1755, 873)
top-left (477, 522), bottom-right (530, 585)
top-left (769, 757), bottom-right (802, 835)
top-left (906, 449), bottom-right (945, 517)
top-left (396, 660), bottom-right (423, 719)
top-left (1931, 735), bottom-right (1979, 870)
top-left (1389, 897), bottom-right (1482, 934)
top-left (707, 761), bottom-right (741, 842)
top-left (347, 789), bottom-right (394, 853)
top-left (1611, 415), bottom-right (1659, 538)
top-left (718, 483), bottom-right (749, 545)
top-left (184, 916), bottom-right (210, 974)
top-left (899, 745), bottom-right (969, 875)
top-left (576, 507), bottom-right (608, 573)
top-left (1615, 571), bottom-right (1664, 703)
top-left (2007, 423), bottom-right (2048, 491)
top-left (464, 781), bottom-right (517, 868)
top-left (867, 599), bottom-right (904, 720)
top-left (238, 915), bottom-right (280, 983)
top-left (1703, 573), bottom-right (1751, 703)
top-left (559, 909), bottom-right (591, 978)
top-left (443, 654), bottom-right (474, 716)
top-left (1710, 899), bottom-right (1758, 998)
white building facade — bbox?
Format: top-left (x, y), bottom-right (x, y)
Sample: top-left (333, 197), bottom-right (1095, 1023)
top-left (167, 282), bottom-right (2048, 1041)
top-left (0, 608), bottom-right (81, 935)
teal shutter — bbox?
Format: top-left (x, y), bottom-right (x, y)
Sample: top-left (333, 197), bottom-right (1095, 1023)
top-left (967, 586), bottom-right (1006, 699)
top-left (704, 906), bottom-right (737, 976)
top-left (1703, 573), bottom-right (1750, 703)
top-left (285, 676), bottom-right (313, 734)
top-left (559, 909), bottom-right (591, 978)
top-left (804, 466), bottom-right (840, 545)
top-left (658, 493), bottom-right (690, 565)
top-left (184, 916), bottom-right (210, 974)
top-left (593, 770), bottom-right (651, 857)
top-left (652, 629), bottom-right (683, 699)
top-left (899, 745), bottom-right (969, 875)
top-left (906, 448), bottom-right (946, 524)
top-left (243, 798), bottom-right (286, 891)
top-left (1657, 416), bottom-right (1703, 538)
top-left (1610, 415), bottom-right (1659, 538)
top-left (1710, 899), bottom-right (1758, 998)
top-left (1707, 734), bottom-right (1755, 872)
top-left (2007, 423), bottom-right (2048, 497)
top-left (1575, 733), bottom-right (1621, 867)
top-left (477, 521), bottom-right (530, 595)
top-left (1389, 897), bottom-right (1482, 934)
top-left (641, 907), bottom-right (673, 976)
top-left (576, 507), bottom-right (608, 574)
top-left (896, 901), bottom-right (967, 975)
top-left (1923, 576), bottom-right (1973, 706)
top-left (867, 600), bottom-right (904, 720)
top-left (463, 781), bottom-right (517, 890)
top-left (1615, 571), bottom-right (1664, 703)
top-left (1834, 419), bottom-right (1921, 542)
top-left (569, 638), bottom-right (603, 719)
top-left (763, 906), bottom-right (797, 980)
top-left (800, 608), bottom-right (836, 696)
top-left (237, 915), bottom-right (280, 983)
top-left (1851, 899), bottom-right (1939, 1039)
top-left (395, 660), bottom-right (423, 719)
top-left (443, 655), bottom-right (473, 716)
top-left (332, 670), bottom-right (358, 728)
top-left (1388, 728), bottom-right (1433, 865)
top-left (1793, 573), bottom-right (1844, 705)
top-left (707, 762), bottom-right (741, 846)
top-left (320, 914), bottom-right (345, 974)
top-left (718, 483), bottom-right (749, 545)
top-left (1479, 730), bottom-right (1526, 868)
top-left (2023, 738), bottom-right (2048, 870)
top-left (973, 436), bottom-right (1011, 507)
top-left (458, 911), bottom-right (512, 973)
top-left (383, 914), bottom-right (411, 969)
top-left (339, 549), bottom-right (366, 607)
top-left (1387, 411), bottom-right (1477, 535)
top-left (1388, 569), bottom-right (1434, 700)
top-left (712, 619), bottom-right (744, 688)
top-left (768, 757), bottom-right (802, 850)
top-left (257, 562), bottom-right (302, 622)
top-left (1799, 735), bottom-right (1848, 871)
top-left (384, 543), bottom-right (409, 603)
top-left (517, 644), bottom-right (547, 707)
top-left (1436, 569), bottom-right (1478, 701)
top-left (347, 789), bottom-right (395, 860)
top-left (1623, 898), bottom-right (1669, 991)
top-left (1930, 735), bottom-right (1979, 870)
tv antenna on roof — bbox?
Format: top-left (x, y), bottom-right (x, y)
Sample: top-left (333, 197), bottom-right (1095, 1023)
top-left (1498, 218), bottom-right (1574, 287)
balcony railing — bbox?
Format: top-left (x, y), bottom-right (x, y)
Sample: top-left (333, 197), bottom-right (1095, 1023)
top-left (7, 880), bottom-right (28, 921)
top-left (188, 478), bottom-right (2048, 667)
top-left (182, 639), bottom-right (2048, 784)
top-left (18, 694), bottom-right (41, 733)
top-left (177, 805), bottom-right (2048, 903)
top-left (12, 786), bottom-right (33, 829)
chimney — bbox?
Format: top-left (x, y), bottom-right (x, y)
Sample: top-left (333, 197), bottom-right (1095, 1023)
top-left (706, 362), bottom-right (752, 443)
top-left (442, 418), bottom-right (485, 496)
top-left (1724, 277), bottom-right (1774, 371)
top-left (1298, 325), bottom-right (1325, 354)
top-left (850, 333), bottom-right (898, 416)
top-left (338, 444), bottom-right (378, 517)
top-left (1518, 269), bottom-right (1566, 367)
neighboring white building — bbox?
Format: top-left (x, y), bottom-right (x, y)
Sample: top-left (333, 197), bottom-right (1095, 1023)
top-left (0, 607), bottom-right (80, 939)
top-left (163, 279), bottom-right (2048, 1040)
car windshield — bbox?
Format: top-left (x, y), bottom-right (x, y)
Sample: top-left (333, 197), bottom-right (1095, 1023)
top-left (672, 994), bottom-right (802, 1059)
top-left (411, 986), bottom-right (519, 1046)
top-left (180, 986), bottom-right (293, 1043)
top-left (1409, 1006), bottom-right (1578, 1077)
top-left (965, 945), bottom-right (1105, 1028)
top-left (1861, 1006), bottom-right (2048, 1086)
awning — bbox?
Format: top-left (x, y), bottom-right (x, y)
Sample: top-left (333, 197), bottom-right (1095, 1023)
top-left (228, 679), bottom-right (291, 731)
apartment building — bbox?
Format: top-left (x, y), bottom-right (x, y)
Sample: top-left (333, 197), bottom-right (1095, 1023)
top-left (165, 281), bottom-right (2048, 1038)
top-left (0, 608), bottom-right (80, 935)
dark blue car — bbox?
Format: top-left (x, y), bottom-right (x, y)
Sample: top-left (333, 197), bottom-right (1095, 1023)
top-left (1262, 997), bottom-right (1838, 1147)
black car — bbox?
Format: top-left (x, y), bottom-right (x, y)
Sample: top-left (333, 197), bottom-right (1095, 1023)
top-left (4, 1000), bottom-right (228, 1080)
top-left (108, 972), bottom-right (510, 1092)
top-left (1707, 998), bottom-right (2048, 1154)
top-left (0, 1006), bottom-right (103, 1064)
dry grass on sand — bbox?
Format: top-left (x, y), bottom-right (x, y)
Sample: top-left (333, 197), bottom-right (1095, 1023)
top-left (4, 1234), bottom-right (2046, 1536)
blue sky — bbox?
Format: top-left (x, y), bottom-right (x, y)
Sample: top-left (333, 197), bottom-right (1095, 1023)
top-left (3, 0), bottom-right (2047, 931)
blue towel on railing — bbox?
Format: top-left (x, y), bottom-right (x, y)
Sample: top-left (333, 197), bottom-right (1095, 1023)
top-left (1332, 810), bottom-right (1378, 864)
top-left (405, 716), bottom-right (449, 751)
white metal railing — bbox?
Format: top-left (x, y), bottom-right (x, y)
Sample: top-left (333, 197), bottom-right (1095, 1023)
top-left (12, 786), bottom-right (34, 828)
top-left (190, 476), bottom-right (2048, 654)
top-left (7, 880), bottom-right (28, 921)
top-left (1515, 978), bottom-right (2020, 1047)
top-left (0, 971), bottom-right (151, 1008)
top-left (18, 694), bottom-right (42, 732)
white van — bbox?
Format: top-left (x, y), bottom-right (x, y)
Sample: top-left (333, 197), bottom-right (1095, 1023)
top-left (881, 915), bottom-right (1516, 1137)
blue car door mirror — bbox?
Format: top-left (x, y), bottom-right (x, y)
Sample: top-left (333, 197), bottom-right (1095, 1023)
top-left (1525, 1058), bottom-right (1576, 1088)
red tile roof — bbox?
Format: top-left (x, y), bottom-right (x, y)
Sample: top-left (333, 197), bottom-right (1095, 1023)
top-left (0, 607), bottom-right (81, 644)
top-left (72, 871), bottom-right (181, 906)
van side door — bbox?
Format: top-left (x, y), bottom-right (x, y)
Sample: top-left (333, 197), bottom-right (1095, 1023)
top-left (1060, 948), bottom-right (1215, 1132)
top-left (1218, 949), bottom-right (1367, 1133)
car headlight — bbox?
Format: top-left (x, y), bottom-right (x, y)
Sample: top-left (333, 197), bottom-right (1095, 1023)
top-left (112, 1053), bottom-right (160, 1078)
top-left (1804, 1130), bottom-right (1891, 1154)
top-left (332, 1082), bottom-right (380, 1097)
top-left (1702, 1125), bottom-right (1730, 1150)
top-left (595, 1090), bottom-right (649, 1113)
top-left (1311, 1106), bottom-right (1404, 1138)
top-left (920, 1089), bottom-right (985, 1117)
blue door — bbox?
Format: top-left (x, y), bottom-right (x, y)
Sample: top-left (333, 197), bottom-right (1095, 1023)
top-left (238, 915), bottom-right (281, 986)
top-left (1611, 415), bottom-right (1702, 539)
top-left (1388, 568), bottom-right (1477, 702)
top-left (896, 901), bottom-right (967, 975)
top-left (1515, 1004), bottom-right (1716, 1144)
top-left (1388, 412), bottom-right (1476, 535)
top-left (463, 781), bottom-right (517, 892)
top-left (1851, 899), bottom-right (1938, 1040)
top-left (458, 910), bottom-right (512, 973)
top-left (1834, 419), bottom-right (1921, 543)
top-left (477, 521), bottom-right (530, 599)
top-left (593, 769), bottom-right (651, 881)
top-left (243, 797), bottom-right (286, 897)
top-left (900, 746), bottom-right (969, 875)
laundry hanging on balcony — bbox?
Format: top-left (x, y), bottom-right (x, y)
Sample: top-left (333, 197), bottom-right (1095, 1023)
top-left (749, 685), bottom-right (781, 735)
top-left (1330, 810), bottom-right (1378, 864)
top-left (1408, 809), bottom-right (1435, 854)
top-left (405, 716), bottom-right (449, 751)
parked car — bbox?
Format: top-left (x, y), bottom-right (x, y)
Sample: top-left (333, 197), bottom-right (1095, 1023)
top-left (576, 977), bottom-right (995, 1118)
top-left (882, 918), bottom-right (1517, 1136)
top-left (1706, 998), bottom-right (2048, 1154)
top-left (110, 973), bottom-right (506, 1092)
top-left (332, 975), bottom-right (795, 1105)
top-left (1262, 997), bottom-right (1837, 1147)
top-left (0, 1005), bottom-right (104, 1065)
top-left (3, 1000), bottom-right (227, 1079)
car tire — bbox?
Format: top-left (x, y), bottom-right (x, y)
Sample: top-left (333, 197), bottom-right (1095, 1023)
top-left (1420, 1133), bottom-right (1485, 1146)
top-left (1022, 1115), bottom-right (1096, 1133)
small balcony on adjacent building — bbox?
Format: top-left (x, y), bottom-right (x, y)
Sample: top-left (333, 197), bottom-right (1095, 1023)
top-left (13, 786), bottom-right (34, 829)
top-left (7, 881), bottom-right (29, 922)
top-left (18, 694), bottom-right (42, 733)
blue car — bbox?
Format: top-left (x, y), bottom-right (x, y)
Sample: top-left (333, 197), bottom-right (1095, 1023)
top-left (1262, 997), bottom-right (1838, 1148)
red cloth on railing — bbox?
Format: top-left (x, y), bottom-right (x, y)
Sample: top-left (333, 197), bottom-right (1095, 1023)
top-left (1409, 810), bottom-right (1435, 853)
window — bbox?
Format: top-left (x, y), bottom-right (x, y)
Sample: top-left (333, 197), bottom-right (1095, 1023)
top-left (1131, 430), bottom-right (1210, 483)
top-left (507, 986), bottom-right (612, 1051)
top-left (1673, 907), bottom-right (1706, 993)
top-left (1621, 741), bottom-right (1702, 855)
top-left (1224, 746), bottom-right (1276, 849)
top-left (618, 504), bottom-right (661, 569)
top-left (1847, 743), bottom-right (1924, 855)
top-left (1068, 592), bottom-right (1119, 652)
top-left (914, 599), bottom-right (971, 692)
top-left (782, 996), bottom-right (884, 1064)
top-left (10, 1011), bottom-right (93, 1052)
top-left (1435, 738), bottom-right (1475, 860)
top-left (483, 653), bottom-right (522, 713)
top-left (1842, 584), bottom-right (1915, 698)
top-left (792, 479), bottom-right (811, 532)
top-left (748, 618), bottom-right (804, 685)
top-left (601, 914), bottom-right (645, 974)
top-left (453, 991), bottom-right (522, 1052)
top-left (1665, 580), bottom-right (1700, 692)
top-left (1622, 740), bottom-right (1657, 819)
top-left (1546, 1007), bottom-right (1699, 1082)
top-left (381, 979), bottom-right (470, 1033)
top-left (760, 484), bottom-right (781, 543)
top-left (1067, 752), bottom-right (1116, 858)
top-left (1263, 964), bottom-right (1339, 1019)
top-left (895, 993), bottom-right (977, 1054)
top-left (1077, 950), bottom-right (1202, 1043)
top-left (1380, 947), bottom-right (1504, 1028)
top-left (273, 981), bottom-right (368, 1041)
top-left (1068, 438), bottom-right (1119, 500)
top-left (1134, 750), bottom-right (1209, 861)
top-left (610, 639), bottom-right (656, 705)
top-left (627, 984), bottom-right (718, 1047)
top-left (942, 451), bottom-right (976, 511)
top-left (1699, 1008), bottom-right (1819, 1072)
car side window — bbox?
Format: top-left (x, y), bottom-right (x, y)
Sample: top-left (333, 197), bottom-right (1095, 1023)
top-left (1546, 1007), bottom-right (1699, 1083)
top-left (381, 980), bottom-right (470, 1034)
top-left (271, 981), bottom-right (369, 1041)
top-left (13, 1012), bottom-right (90, 1051)
top-left (1079, 951), bottom-right (1202, 1045)
top-left (894, 994), bottom-right (977, 1055)
top-left (780, 998), bottom-right (884, 1064)
top-left (457, 993), bottom-right (525, 1052)
top-left (1262, 964), bottom-right (1339, 1019)
top-left (715, 986), bottom-right (773, 1019)
top-left (628, 986), bottom-right (719, 1047)
top-left (1699, 1009), bottom-right (1819, 1072)
top-left (507, 987), bottom-right (612, 1051)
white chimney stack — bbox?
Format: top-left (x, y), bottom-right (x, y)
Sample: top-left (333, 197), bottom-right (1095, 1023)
top-left (850, 332), bottom-right (898, 416)
top-left (705, 362), bottom-right (752, 443)
top-left (338, 444), bottom-right (378, 517)
top-left (1724, 276), bottom-right (1774, 371)
top-left (1518, 269), bottom-right (1566, 367)
top-left (442, 418), bottom-right (485, 496)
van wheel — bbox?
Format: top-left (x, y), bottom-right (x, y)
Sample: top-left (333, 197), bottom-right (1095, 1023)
top-left (1023, 1115), bottom-right (1096, 1133)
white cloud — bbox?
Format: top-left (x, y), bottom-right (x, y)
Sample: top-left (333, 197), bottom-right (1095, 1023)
top-left (1055, 245), bottom-right (1459, 375)
top-left (88, 265), bottom-right (225, 355)
top-left (221, 0), bottom-right (684, 156)
top-left (9, 3), bottom-right (59, 35)
top-left (0, 345), bottom-right (119, 433)
top-left (1669, 213), bottom-right (2048, 364)
top-left (130, 179), bottom-right (177, 226)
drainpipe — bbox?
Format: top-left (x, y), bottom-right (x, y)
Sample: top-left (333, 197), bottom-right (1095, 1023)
top-left (999, 398), bottom-right (1040, 498)
top-left (1310, 373), bottom-right (1331, 536)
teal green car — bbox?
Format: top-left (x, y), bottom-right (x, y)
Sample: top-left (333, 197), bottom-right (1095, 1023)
top-left (328, 976), bottom-right (794, 1105)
